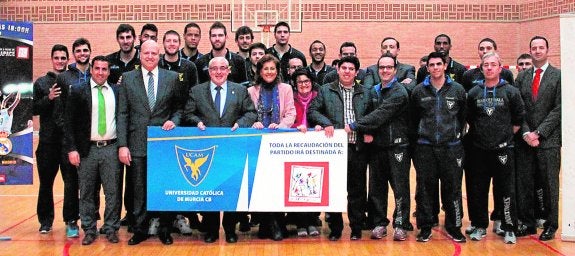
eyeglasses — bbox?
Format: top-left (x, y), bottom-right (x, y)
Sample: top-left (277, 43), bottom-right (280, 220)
top-left (378, 65), bottom-right (395, 70)
top-left (296, 79), bottom-right (311, 85)
top-left (209, 66), bottom-right (229, 72)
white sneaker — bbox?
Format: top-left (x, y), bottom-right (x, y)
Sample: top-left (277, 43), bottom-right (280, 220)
top-left (469, 227), bottom-right (486, 241)
top-left (297, 228), bottom-right (308, 237)
top-left (504, 231), bottom-right (516, 244)
top-left (174, 215), bottom-right (193, 235)
top-left (492, 220), bottom-right (504, 236)
top-left (148, 217), bottom-right (160, 235)
top-left (307, 226), bottom-right (320, 236)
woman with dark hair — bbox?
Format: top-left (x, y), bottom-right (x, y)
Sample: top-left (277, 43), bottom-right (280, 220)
top-left (288, 67), bottom-right (323, 237)
top-left (248, 54), bottom-right (296, 241)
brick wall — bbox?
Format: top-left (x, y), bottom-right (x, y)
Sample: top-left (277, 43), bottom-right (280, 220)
top-left (0, 0), bottom-right (570, 79)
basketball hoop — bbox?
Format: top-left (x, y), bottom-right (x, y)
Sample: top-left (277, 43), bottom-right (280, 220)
top-left (257, 24), bottom-right (274, 47)
top-left (258, 24), bottom-right (273, 33)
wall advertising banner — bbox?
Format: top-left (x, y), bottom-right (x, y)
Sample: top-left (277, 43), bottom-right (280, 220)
top-left (0, 21), bottom-right (34, 185)
top-left (147, 127), bottom-right (348, 212)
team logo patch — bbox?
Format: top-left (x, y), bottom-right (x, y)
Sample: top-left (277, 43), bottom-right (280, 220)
top-left (446, 100), bottom-right (455, 109)
top-left (498, 155), bottom-right (508, 165)
top-left (135, 64), bottom-right (140, 70)
top-left (0, 137), bottom-right (13, 156)
top-left (175, 145), bottom-right (216, 186)
top-left (456, 158), bottom-right (462, 167)
top-left (394, 153), bottom-right (404, 162)
top-left (486, 107), bottom-right (494, 116)
top-left (179, 73), bottom-right (184, 82)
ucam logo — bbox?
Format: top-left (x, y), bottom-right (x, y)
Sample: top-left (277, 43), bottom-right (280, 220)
top-left (175, 145), bottom-right (216, 187)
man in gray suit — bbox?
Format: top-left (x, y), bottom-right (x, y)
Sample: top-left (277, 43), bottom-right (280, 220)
top-left (117, 40), bottom-right (182, 245)
top-left (363, 37), bottom-right (416, 91)
top-left (514, 36), bottom-right (561, 241)
top-left (63, 56), bottom-right (121, 245)
top-left (184, 56), bottom-right (257, 243)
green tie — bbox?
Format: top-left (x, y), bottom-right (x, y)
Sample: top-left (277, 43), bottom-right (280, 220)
top-left (97, 85), bottom-right (106, 136)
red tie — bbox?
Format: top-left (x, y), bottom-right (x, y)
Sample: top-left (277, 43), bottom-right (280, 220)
top-left (532, 68), bottom-right (542, 100)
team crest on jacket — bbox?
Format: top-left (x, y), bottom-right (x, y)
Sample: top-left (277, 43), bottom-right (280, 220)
top-left (446, 100), bottom-right (455, 109)
top-left (175, 145), bottom-right (216, 186)
top-left (179, 73), bottom-right (184, 81)
top-left (395, 153), bottom-right (403, 162)
top-left (456, 158), bottom-right (462, 167)
top-left (498, 155), bottom-right (508, 165)
top-left (486, 107), bottom-right (495, 116)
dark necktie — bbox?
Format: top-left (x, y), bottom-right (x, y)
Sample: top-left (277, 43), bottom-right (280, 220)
top-left (532, 68), bottom-right (542, 100)
top-left (215, 86), bottom-right (222, 117)
top-left (97, 85), bottom-right (106, 136)
top-left (147, 71), bottom-right (155, 109)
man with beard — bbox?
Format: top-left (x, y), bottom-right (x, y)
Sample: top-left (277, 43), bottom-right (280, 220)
top-left (364, 37), bottom-right (416, 91)
top-left (516, 53), bottom-right (533, 73)
top-left (179, 22), bottom-right (203, 62)
top-left (306, 40), bottom-right (334, 85)
top-left (107, 24), bottom-right (140, 85)
top-left (266, 21), bottom-right (307, 83)
top-left (195, 21), bottom-right (247, 84)
top-left (156, 30), bottom-right (200, 236)
top-left (137, 23), bottom-right (158, 48)
top-left (416, 34), bottom-right (467, 84)
top-left (33, 44), bottom-right (69, 234)
top-left (235, 26), bottom-right (253, 59)
top-left (53, 38), bottom-right (93, 239)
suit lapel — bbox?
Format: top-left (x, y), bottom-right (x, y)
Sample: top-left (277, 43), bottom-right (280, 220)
top-left (536, 65), bottom-right (555, 103)
top-left (84, 83), bottom-right (93, 118)
top-left (134, 71), bottom-right (152, 112)
top-left (154, 70), bottom-right (168, 112)
top-left (221, 84), bottom-right (235, 117)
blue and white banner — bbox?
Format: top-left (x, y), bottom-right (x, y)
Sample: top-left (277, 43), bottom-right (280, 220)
top-left (147, 127), bottom-right (348, 212)
top-left (0, 21), bottom-right (33, 185)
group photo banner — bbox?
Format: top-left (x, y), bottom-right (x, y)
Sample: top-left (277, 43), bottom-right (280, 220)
top-left (147, 127), bottom-right (348, 212)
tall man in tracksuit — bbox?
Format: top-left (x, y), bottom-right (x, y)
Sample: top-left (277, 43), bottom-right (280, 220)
top-left (411, 51), bottom-right (467, 243)
top-left (347, 53), bottom-right (412, 241)
top-left (307, 56), bottom-right (371, 241)
top-left (466, 52), bottom-right (524, 244)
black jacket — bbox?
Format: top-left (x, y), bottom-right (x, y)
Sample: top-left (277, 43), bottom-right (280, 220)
top-left (351, 79), bottom-right (410, 148)
top-left (467, 79), bottom-right (525, 150)
top-left (33, 71), bottom-right (61, 143)
top-left (411, 75), bottom-right (467, 145)
top-left (195, 49), bottom-right (247, 84)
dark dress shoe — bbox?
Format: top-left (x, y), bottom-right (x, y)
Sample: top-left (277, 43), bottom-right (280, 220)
top-left (328, 230), bottom-right (342, 241)
top-left (516, 224), bottom-right (537, 237)
top-left (159, 231), bottom-right (173, 245)
top-left (106, 231), bottom-right (119, 243)
top-left (270, 221), bottom-right (283, 241)
top-left (82, 234), bottom-right (97, 245)
top-left (204, 233), bottom-right (219, 243)
top-left (539, 227), bottom-right (557, 241)
top-left (128, 233), bottom-right (149, 245)
top-left (225, 233), bottom-right (238, 243)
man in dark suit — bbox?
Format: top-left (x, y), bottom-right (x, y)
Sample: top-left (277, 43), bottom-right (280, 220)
top-left (514, 36), bottom-right (561, 241)
top-left (117, 40), bottom-right (182, 245)
top-left (184, 56), bottom-right (257, 243)
top-left (363, 37), bottom-right (416, 91)
top-left (63, 56), bottom-right (122, 245)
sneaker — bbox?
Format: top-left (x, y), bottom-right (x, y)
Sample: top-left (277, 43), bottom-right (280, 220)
top-left (370, 226), bottom-right (387, 239)
top-left (446, 228), bottom-right (466, 243)
top-left (493, 220), bottom-right (504, 236)
top-left (465, 225), bottom-right (476, 235)
top-left (148, 217), bottom-right (160, 235)
top-left (469, 227), bottom-right (487, 241)
top-left (297, 228), bottom-right (308, 237)
top-left (39, 224), bottom-right (52, 234)
top-left (416, 228), bottom-right (432, 242)
top-left (307, 226), bottom-right (320, 236)
top-left (536, 219), bottom-right (546, 229)
top-left (66, 221), bottom-right (79, 238)
top-left (504, 231), bottom-right (517, 244)
top-left (393, 227), bottom-right (407, 241)
top-left (173, 215), bottom-right (193, 235)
